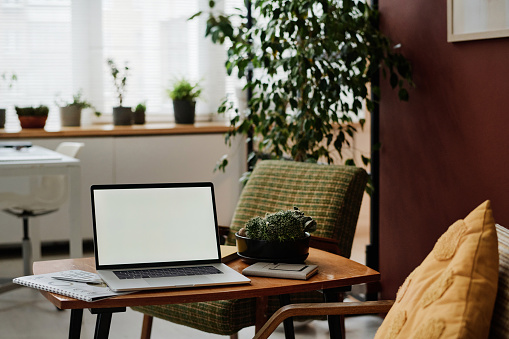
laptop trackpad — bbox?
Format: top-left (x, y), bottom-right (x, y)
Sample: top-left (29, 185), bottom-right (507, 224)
top-left (143, 276), bottom-right (211, 288)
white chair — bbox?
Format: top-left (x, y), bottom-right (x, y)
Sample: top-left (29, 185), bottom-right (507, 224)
top-left (0, 142), bottom-right (84, 292)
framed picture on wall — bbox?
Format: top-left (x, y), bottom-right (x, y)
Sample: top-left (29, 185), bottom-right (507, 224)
top-left (447, 0), bottom-right (509, 42)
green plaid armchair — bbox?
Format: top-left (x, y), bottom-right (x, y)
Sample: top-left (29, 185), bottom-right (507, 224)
top-left (132, 160), bottom-right (368, 338)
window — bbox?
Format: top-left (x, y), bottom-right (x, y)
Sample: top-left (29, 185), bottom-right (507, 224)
top-left (0, 0), bottom-right (240, 130)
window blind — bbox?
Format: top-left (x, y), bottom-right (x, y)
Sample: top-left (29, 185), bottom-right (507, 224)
top-left (0, 0), bottom-right (241, 130)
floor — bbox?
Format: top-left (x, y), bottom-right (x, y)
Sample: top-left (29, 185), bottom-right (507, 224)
top-left (0, 196), bottom-right (383, 338)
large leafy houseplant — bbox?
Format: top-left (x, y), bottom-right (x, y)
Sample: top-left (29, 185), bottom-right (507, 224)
top-left (196, 0), bottom-right (413, 172)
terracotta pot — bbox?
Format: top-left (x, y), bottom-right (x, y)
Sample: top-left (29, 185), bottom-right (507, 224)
top-left (18, 116), bottom-right (48, 129)
top-left (235, 232), bottom-right (310, 263)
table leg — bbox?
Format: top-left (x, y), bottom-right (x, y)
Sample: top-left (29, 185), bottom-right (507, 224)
top-left (69, 309), bottom-right (83, 339)
top-left (323, 287), bottom-right (351, 339)
top-left (90, 307), bottom-right (126, 339)
top-left (279, 294), bottom-right (295, 339)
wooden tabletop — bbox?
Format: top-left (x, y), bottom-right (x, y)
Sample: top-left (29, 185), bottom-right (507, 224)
top-left (33, 248), bottom-right (380, 310)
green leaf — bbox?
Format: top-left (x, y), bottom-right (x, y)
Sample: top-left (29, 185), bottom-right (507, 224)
top-left (345, 158), bottom-right (355, 166)
top-left (214, 155), bottom-right (228, 173)
top-left (398, 88), bottom-right (409, 101)
top-left (188, 11), bottom-right (202, 21)
top-left (361, 155), bottom-right (370, 166)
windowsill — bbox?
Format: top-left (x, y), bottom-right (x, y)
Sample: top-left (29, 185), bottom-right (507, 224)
top-left (0, 120), bottom-right (232, 139)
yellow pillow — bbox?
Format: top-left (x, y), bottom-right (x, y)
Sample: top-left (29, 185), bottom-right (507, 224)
top-left (375, 200), bottom-right (499, 339)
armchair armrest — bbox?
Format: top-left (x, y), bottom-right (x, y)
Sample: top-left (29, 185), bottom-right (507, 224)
top-left (218, 225), bottom-right (230, 245)
top-left (218, 225), bottom-right (230, 236)
top-left (253, 300), bottom-right (395, 339)
top-left (309, 235), bottom-right (342, 255)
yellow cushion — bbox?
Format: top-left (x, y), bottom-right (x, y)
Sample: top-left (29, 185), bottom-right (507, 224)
top-left (375, 200), bottom-right (499, 339)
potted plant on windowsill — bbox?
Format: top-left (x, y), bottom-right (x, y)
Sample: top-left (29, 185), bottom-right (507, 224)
top-left (56, 89), bottom-right (98, 127)
top-left (15, 105), bottom-right (49, 129)
top-left (235, 207), bottom-right (317, 263)
top-left (167, 78), bottom-right (201, 124)
top-left (133, 101), bottom-right (146, 125)
top-left (0, 72), bottom-right (17, 128)
top-left (107, 58), bottom-right (132, 126)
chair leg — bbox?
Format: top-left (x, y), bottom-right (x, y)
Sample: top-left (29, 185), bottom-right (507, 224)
top-left (141, 314), bottom-right (153, 339)
top-left (229, 333), bottom-right (239, 339)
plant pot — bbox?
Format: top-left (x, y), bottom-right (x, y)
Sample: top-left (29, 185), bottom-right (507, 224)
top-left (173, 100), bottom-right (196, 124)
top-left (235, 232), bottom-right (310, 263)
top-left (133, 110), bottom-right (145, 124)
top-left (0, 108), bottom-right (5, 128)
top-left (18, 116), bottom-right (48, 129)
top-left (113, 106), bottom-right (133, 126)
top-left (60, 106), bottom-right (82, 127)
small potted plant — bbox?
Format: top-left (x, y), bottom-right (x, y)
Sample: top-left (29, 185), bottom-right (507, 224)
top-left (56, 89), bottom-right (96, 127)
top-left (235, 207), bottom-right (317, 263)
top-left (107, 58), bottom-right (132, 126)
top-left (133, 101), bottom-right (146, 125)
top-left (15, 105), bottom-right (49, 129)
top-left (167, 78), bottom-right (201, 124)
top-left (0, 72), bottom-right (17, 128)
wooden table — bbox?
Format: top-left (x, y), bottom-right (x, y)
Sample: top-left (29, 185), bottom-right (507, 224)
top-left (33, 248), bottom-right (380, 339)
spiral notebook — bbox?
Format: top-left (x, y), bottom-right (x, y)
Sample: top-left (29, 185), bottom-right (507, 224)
top-left (13, 270), bottom-right (128, 302)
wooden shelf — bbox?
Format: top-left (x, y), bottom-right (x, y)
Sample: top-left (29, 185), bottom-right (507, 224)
top-left (0, 121), bottom-right (232, 139)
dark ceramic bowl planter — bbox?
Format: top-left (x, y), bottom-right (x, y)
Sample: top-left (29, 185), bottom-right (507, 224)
top-left (113, 106), bottom-right (133, 126)
top-left (173, 100), bottom-right (196, 124)
top-left (18, 116), bottom-right (48, 129)
top-left (235, 232), bottom-right (311, 263)
top-left (60, 106), bottom-right (82, 126)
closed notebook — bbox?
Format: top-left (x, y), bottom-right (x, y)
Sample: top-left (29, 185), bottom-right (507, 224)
top-left (242, 262), bottom-right (318, 280)
top-left (13, 270), bottom-right (127, 302)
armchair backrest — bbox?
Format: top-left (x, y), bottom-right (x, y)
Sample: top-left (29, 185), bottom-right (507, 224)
top-left (226, 160), bottom-right (368, 258)
top-left (489, 224), bottom-right (509, 338)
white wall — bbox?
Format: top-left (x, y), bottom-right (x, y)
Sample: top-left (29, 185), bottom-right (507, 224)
top-left (0, 134), bottom-right (246, 245)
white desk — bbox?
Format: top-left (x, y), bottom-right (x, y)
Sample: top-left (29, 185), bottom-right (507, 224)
top-left (0, 145), bottom-right (82, 261)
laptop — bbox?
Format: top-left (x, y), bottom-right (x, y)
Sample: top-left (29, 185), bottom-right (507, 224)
top-left (90, 182), bottom-right (251, 292)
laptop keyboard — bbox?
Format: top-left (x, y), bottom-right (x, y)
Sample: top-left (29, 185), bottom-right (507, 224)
top-left (113, 266), bottom-right (222, 280)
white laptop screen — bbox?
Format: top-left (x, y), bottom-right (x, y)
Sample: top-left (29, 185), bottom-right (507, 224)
top-left (92, 185), bottom-right (220, 267)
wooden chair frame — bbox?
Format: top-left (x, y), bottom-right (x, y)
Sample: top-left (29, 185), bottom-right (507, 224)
top-left (253, 300), bottom-right (394, 339)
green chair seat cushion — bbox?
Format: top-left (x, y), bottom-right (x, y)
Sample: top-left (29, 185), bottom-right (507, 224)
top-left (132, 291), bottom-right (325, 335)
top-left (132, 299), bottom-right (256, 335)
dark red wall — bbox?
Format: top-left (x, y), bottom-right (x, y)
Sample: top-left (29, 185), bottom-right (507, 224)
top-left (378, 0), bottom-right (509, 298)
